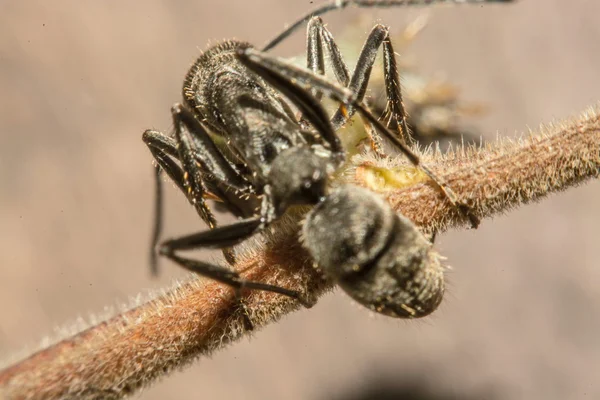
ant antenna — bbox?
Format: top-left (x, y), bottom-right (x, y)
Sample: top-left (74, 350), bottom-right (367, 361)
top-left (263, 0), bottom-right (514, 52)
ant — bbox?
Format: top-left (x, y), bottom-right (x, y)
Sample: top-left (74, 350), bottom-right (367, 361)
top-left (143, 0), bottom-right (509, 315)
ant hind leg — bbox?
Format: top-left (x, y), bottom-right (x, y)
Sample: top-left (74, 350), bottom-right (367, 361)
top-left (160, 251), bottom-right (314, 310)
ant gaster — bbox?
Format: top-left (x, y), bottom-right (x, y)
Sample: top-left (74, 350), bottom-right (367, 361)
top-left (302, 184), bottom-right (444, 318)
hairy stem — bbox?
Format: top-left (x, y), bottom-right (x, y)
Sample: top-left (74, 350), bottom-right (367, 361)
top-left (1, 107), bottom-right (599, 399)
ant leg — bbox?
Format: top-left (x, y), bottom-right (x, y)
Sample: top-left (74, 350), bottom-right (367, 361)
top-left (305, 17), bottom-right (326, 101)
top-left (172, 102), bottom-right (263, 264)
top-left (239, 47), bottom-right (416, 159)
top-left (307, 17), bottom-right (350, 87)
top-left (170, 104), bottom-right (255, 199)
top-left (142, 106), bottom-right (258, 272)
top-left (141, 129), bottom-right (255, 218)
top-left (304, 16), bottom-right (351, 96)
top-left (142, 135), bottom-right (199, 275)
top-left (161, 215), bottom-right (263, 250)
top-left (237, 49), bottom-right (344, 160)
top-left (302, 19), bottom-right (411, 155)
top-left (319, 23), bottom-right (412, 149)
top-left (238, 48), bottom-right (480, 228)
top-left (302, 18), bottom-right (393, 154)
top-left (379, 31), bottom-right (411, 143)
top-left (159, 247), bottom-right (313, 309)
top-left (143, 129), bottom-right (273, 326)
top-left (157, 214), bottom-right (283, 329)
top-left (298, 16), bottom-right (351, 131)
top-left (157, 177), bottom-right (288, 250)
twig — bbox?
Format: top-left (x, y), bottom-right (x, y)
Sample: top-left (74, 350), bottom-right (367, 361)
top-left (1, 106), bottom-right (599, 399)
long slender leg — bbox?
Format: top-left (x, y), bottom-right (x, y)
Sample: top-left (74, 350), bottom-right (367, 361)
top-left (306, 17), bottom-right (326, 101)
top-left (303, 18), bottom-right (412, 155)
top-left (240, 47), bottom-right (418, 161)
top-left (239, 48), bottom-right (480, 228)
top-left (380, 32), bottom-right (412, 143)
top-left (149, 163), bottom-right (164, 276)
top-left (306, 19), bottom-right (383, 154)
top-left (310, 18), bottom-right (351, 87)
top-left (237, 50), bottom-right (344, 159)
top-left (144, 111), bottom-right (312, 309)
top-left (304, 16), bottom-right (355, 97)
top-left (143, 135), bottom-right (192, 274)
top-left (157, 179), bottom-right (285, 255)
top-left (160, 215), bottom-right (263, 251)
top-left (143, 135), bottom-right (236, 270)
top-left (157, 207), bottom-right (313, 308)
top-left (161, 252), bottom-right (313, 308)
top-left (319, 23), bottom-right (411, 146)
top-left (172, 108), bottom-right (219, 231)
top-left (299, 17), bottom-right (351, 130)
top-left (263, 0), bottom-right (514, 52)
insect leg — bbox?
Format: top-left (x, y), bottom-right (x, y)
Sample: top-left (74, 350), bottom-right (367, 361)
top-left (317, 23), bottom-right (412, 151)
top-left (142, 105), bottom-right (258, 273)
top-left (174, 104), bottom-right (262, 264)
top-left (239, 48), bottom-right (480, 228)
top-left (142, 148), bottom-right (311, 318)
top-left (141, 129), bottom-right (256, 218)
top-left (143, 131), bottom-right (197, 275)
top-left (305, 16), bottom-right (351, 95)
top-left (171, 104), bottom-right (255, 197)
top-left (237, 49), bottom-right (344, 160)
top-left (300, 16), bottom-right (351, 134)
top-left (305, 17), bottom-right (326, 101)
top-left (158, 212), bottom-right (314, 308)
top-left (160, 215), bottom-right (263, 251)
top-left (159, 252), bottom-right (313, 308)
top-left (306, 16), bottom-right (351, 87)
top-left (302, 18), bottom-right (408, 154)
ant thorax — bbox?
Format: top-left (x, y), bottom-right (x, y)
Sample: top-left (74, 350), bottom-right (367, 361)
top-left (183, 40), bottom-right (308, 179)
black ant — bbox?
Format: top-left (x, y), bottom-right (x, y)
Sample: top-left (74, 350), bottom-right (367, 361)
top-left (143, 0), bottom-right (509, 314)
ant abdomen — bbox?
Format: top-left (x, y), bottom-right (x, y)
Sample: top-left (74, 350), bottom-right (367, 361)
top-left (302, 185), bottom-right (445, 318)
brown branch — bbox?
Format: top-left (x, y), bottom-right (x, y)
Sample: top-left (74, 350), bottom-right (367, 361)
top-left (1, 107), bottom-right (599, 399)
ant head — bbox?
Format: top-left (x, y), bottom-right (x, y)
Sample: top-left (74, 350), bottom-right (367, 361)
top-left (267, 146), bottom-right (332, 215)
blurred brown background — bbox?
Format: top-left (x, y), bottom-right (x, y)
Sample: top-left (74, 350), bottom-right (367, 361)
top-left (1, 1), bottom-right (599, 399)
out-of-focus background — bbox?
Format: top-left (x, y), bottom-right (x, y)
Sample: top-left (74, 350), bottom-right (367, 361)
top-left (1, 1), bottom-right (599, 399)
